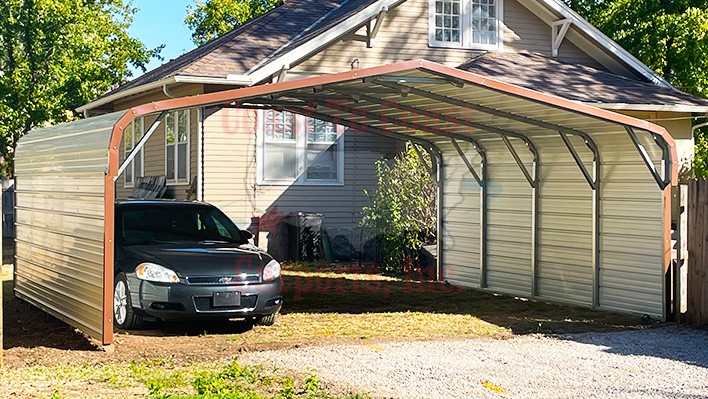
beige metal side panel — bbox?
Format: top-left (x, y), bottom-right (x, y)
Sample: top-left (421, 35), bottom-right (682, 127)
top-left (433, 139), bottom-right (482, 288)
top-left (595, 130), bottom-right (664, 316)
top-left (480, 136), bottom-right (534, 296)
top-left (14, 112), bottom-right (119, 341)
top-left (535, 135), bottom-right (593, 305)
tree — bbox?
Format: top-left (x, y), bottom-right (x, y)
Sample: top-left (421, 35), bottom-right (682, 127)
top-left (0, 0), bottom-right (161, 178)
top-left (360, 144), bottom-right (437, 274)
top-left (565, 0), bottom-right (708, 176)
top-left (185, 0), bottom-right (283, 45)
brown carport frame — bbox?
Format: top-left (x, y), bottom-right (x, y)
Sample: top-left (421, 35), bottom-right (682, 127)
top-left (102, 59), bottom-right (678, 346)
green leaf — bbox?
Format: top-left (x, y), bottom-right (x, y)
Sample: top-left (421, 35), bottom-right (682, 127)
top-left (0, 0), bottom-right (161, 177)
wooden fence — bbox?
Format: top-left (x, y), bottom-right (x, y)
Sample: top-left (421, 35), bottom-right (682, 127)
top-left (687, 179), bottom-right (708, 327)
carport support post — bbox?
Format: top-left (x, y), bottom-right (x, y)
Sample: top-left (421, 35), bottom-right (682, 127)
top-left (102, 174), bottom-right (115, 350)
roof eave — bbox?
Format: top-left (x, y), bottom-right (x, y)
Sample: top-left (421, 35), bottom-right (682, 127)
top-left (537, 0), bottom-right (674, 89)
top-left (588, 102), bottom-right (708, 114)
top-left (77, 75), bottom-right (252, 113)
top-left (247, 0), bottom-right (406, 84)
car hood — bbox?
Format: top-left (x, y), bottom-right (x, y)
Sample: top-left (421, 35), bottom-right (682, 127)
top-left (119, 243), bottom-right (273, 277)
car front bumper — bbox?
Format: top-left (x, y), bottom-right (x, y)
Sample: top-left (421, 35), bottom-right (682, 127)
top-left (129, 276), bottom-right (283, 320)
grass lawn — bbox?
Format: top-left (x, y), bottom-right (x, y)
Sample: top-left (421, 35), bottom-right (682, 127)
top-left (0, 263), bottom-right (655, 398)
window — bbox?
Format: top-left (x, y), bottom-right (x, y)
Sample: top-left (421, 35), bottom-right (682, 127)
top-left (258, 110), bottom-right (344, 185)
top-left (165, 110), bottom-right (190, 184)
top-left (429, 0), bottom-right (502, 49)
top-left (123, 118), bottom-right (144, 188)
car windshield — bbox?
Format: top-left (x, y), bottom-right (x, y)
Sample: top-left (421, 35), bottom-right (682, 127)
top-left (118, 204), bottom-right (248, 246)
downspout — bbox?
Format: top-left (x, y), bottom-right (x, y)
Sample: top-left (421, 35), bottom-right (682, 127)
top-left (691, 119), bottom-right (708, 138)
top-left (197, 108), bottom-right (204, 201)
top-left (163, 83), bottom-right (178, 99)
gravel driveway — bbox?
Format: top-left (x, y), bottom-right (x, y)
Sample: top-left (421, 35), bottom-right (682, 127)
top-left (242, 326), bottom-right (708, 399)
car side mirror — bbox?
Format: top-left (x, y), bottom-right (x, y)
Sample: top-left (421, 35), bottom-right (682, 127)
top-left (241, 229), bottom-right (254, 240)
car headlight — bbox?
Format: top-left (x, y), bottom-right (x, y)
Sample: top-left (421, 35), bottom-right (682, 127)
top-left (136, 263), bottom-right (179, 283)
top-left (262, 259), bottom-right (281, 281)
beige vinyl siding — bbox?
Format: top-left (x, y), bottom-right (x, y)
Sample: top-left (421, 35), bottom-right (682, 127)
top-left (202, 107), bottom-right (402, 253)
top-left (202, 107), bottom-right (258, 226)
top-left (112, 83), bottom-right (204, 110)
top-left (292, 0), bottom-right (602, 75)
top-left (115, 108), bottom-right (199, 200)
top-left (254, 129), bottom-right (402, 248)
top-left (503, 0), bottom-right (601, 66)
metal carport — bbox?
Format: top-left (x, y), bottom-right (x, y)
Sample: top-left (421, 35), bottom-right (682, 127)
top-left (14, 59), bottom-right (677, 347)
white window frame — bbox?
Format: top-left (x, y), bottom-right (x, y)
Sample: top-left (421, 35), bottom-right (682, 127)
top-left (123, 118), bottom-right (145, 188)
top-left (164, 109), bottom-right (191, 185)
top-left (256, 110), bottom-right (345, 186)
top-left (428, 0), bottom-right (504, 51)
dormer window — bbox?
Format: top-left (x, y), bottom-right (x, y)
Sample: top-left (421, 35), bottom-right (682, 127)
top-left (429, 0), bottom-right (503, 50)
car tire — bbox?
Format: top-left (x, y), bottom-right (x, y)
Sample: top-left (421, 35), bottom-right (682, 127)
top-left (113, 273), bottom-right (145, 330)
top-left (255, 312), bottom-right (278, 326)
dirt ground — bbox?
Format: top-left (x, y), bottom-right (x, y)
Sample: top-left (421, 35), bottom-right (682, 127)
top-left (0, 264), bottom-right (660, 398)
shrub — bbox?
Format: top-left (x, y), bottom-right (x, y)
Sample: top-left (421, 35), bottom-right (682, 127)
top-left (360, 143), bottom-right (437, 273)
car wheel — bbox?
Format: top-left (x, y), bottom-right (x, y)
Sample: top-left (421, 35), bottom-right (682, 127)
top-left (113, 273), bottom-right (144, 330)
top-left (255, 312), bottom-right (278, 326)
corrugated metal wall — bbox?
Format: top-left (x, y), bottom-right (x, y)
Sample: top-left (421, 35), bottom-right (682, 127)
top-left (535, 134), bottom-right (594, 306)
top-left (431, 127), bottom-right (664, 316)
top-left (481, 137), bottom-right (535, 296)
top-left (436, 139), bottom-right (483, 288)
top-left (14, 112), bottom-right (120, 341)
top-left (595, 131), bottom-right (664, 316)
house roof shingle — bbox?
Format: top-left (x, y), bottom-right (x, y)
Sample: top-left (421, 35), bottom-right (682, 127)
top-left (93, 1), bottom-right (708, 112)
top-left (102, 0), bottom-right (379, 99)
top-left (459, 52), bottom-right (708, 108)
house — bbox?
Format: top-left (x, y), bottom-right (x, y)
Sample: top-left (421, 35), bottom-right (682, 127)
top-left (16, 0), bottom-right (708, 346)
top-left (77, 1), bottom-right (706, 255)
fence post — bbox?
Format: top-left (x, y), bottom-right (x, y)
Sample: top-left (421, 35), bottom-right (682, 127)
top-left (687, 179), bottom-right (708, 327)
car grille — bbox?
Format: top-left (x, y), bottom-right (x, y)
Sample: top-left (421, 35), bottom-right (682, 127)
top-left (193, 295), bottom-right (258, 312)
top-left (186, 274), bottom-right (261, 285)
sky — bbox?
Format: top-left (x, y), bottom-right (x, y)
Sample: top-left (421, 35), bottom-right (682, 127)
top-left (127, 0), bottom-right (197, 77)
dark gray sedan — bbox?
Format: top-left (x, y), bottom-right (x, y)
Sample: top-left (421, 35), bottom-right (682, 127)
top-left (113, 200), bottom-right (283, 329)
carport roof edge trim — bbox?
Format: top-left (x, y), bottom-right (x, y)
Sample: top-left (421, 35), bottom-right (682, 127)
top-left (109, 59), bottom-right (679, 185)
top-left (99, 58), bottom-right (678, 346)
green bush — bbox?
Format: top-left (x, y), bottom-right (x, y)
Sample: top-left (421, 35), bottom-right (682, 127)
top-left (360, 143), bottom-right (437, 274)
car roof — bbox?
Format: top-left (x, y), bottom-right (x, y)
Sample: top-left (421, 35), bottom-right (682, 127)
top-left (115, 199), bottom-right (212, 207)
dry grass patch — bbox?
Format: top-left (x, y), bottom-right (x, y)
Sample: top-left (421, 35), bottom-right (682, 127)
top-left (0, 263), bottom-right (657, 398)
top-left (237, 312), bottom-right (508, 345)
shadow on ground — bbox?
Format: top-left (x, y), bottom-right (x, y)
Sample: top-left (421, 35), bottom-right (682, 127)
top-left (558, 326), bottom-right (708, 369)
top-left (4, 270), bottom-right (655, 350)
top-left (2, 279), bottom-right (96, 351)
top-left (279, 272), bottom-right (655, 334)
